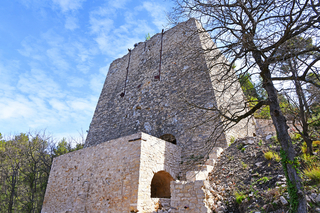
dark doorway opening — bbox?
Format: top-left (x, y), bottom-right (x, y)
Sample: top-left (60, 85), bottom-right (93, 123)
top-left (159, 134), bottom-right (177, 144)
top-left (151, 171), bottom-right (174, 198)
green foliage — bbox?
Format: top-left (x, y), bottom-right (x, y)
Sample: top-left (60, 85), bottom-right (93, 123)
top-left (280, 149), bottom-right (299, 212)
top-left (301, 153), bottom-right (318, 168)
top-left (270, 135), bottom-right (279, 145)
top-left (291, 133), bottom-right (301, 141)
top-left (230, 136), bottom-right (236, 144)
top-left (241, 161), bottom-right (248, 169)
top-left (53, 138), bottom-right (84, 157)
top-left (145, 33), bottom-right (151, 40)
top-left (238, 73), bottom-right (272, 119)
top-left (301, 142), bottom-right (308, 154)
top-left (304, 166), bottom-right (320, 183)
top-left (264, 151), bottom-right (281, 162)
top-left (0, 132), bottom-right (84, 212)
top-left (257, 176), bottom-right (270, 184)
top-left (273, 153), bottom-right (281, 162)
top-left (54, 138), bottom-right (69, 156)
top-left (234, 190), bottom-right (246, 204)
top-left (264, 151), bottom-right (274, 160)
top-left (239, 73), bottom-right (260, 100)
top-left (254, 104), bottom-right (271, 119)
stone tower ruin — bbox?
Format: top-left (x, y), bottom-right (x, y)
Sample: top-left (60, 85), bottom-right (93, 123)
top-left (42, 18), bottom-right (255, 213)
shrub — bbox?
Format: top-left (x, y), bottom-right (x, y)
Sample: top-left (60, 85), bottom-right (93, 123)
top-left (257, 176), bottom-right (270, 183)
top-left (313, 141), bottom-right (320, 146)
top-left (273, 153), bottom-right (281, 162)
top-left (234, 191), bottom-right (246, 204)
top-left (230, 136), bottom-right (236, 144)
top-left (304, 166), bottom-right (320, 183)
top-left (241, 161), bottom-right (248, 169)
top-left (291, 133), bottom-right (301, 141)
top-left (301, 153), bottom-right (318, 167)
top-left (301, 142), bottom-right (308, 154)
top-left (264, 151), bottom-right (274, 160)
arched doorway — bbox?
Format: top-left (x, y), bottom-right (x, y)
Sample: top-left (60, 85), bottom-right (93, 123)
top-left (151, 171), bottom-right (174, 198)
top-left (159, 134), bottom-right (177, 144)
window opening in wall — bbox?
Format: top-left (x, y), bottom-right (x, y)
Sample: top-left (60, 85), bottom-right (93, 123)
top-left (159, 134), bottom-right (177, 144)
top-left (151, 171), bottom-right (174, 198)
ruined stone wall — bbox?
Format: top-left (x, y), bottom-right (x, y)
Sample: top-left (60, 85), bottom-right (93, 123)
top-left (137, 133), bottom-right (181, 212)
top-left (85, 18), bottom-right (255, 175)
top-left (42, 132), bottom-right (181, 213)
top-left (170, 180), bottom-right (213, 213)
top-left (194, 20), bottom-right (256, 142)
top-left (42, 133), bottom-right (142, 213)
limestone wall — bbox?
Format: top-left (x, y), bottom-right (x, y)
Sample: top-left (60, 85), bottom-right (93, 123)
top-left (42, 132), bottom-right (181, 213)
top-left (138, 133), bottom-right (181, 212)
top-left (85, 18), bottom-right (252, 174)
top-left (194, 20), bottom-right (256, 143)
top-left (170, 180), bottom-right (212, 213)
top-left (42, 133), bottom-right (142, 213)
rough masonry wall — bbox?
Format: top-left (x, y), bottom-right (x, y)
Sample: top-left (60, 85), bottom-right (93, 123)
top-left (42, 133), bottom-right (142, 213)
top-left (194, 20), bottom-right (256, 142)
top-left (137, 133), bottom-right (181, 212)
top-left (42, 132), bottom-right (182, 213)
top-left (85, 18), bottom-right (255, 175)
top-left (170, 180), bottom-right (213, 213)
top-left (85, 19), bottom-right (227, 170)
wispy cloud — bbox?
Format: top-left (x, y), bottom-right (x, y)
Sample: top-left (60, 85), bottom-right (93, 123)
top-left (65, 16), bottom-right (79, 30)
top-left (142, 2), bottom-right (168, 30)
top-left (52, 0), bottom-right (86, 12)
top-left (47, 48), bottom-right (71, 71)
top-left (89, 1), bottom-right (170, 58)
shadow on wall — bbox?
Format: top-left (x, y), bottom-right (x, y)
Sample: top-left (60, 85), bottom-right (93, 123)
top-left (159, 134), bottom-right (177, 145)
top-left (151, 171), bottom-right (174, 198)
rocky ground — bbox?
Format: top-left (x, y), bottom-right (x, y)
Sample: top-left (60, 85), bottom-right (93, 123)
top-left (207, 135), bottom-right (320, 213)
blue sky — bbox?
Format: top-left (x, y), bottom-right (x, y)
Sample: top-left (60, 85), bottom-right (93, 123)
top-left (0, 0), bottom-right (173, 140)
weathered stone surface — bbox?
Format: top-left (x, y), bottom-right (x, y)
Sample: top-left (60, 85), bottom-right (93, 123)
top-left (85, 18), bottom-right (255, 174)
top-left (42, 132), bottom-right (181, 213)
top-left (280, 196), bottom-right (288, 206)
top-left (170, 180), bottom-right (213, 213)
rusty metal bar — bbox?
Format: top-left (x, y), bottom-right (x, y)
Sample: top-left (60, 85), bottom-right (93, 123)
top-left (155, 29), bottom-right (164, 81)
top-left (120, 49), bottom-right (132, 97)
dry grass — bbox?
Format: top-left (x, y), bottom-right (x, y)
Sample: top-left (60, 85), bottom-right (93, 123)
top-left (264, 151), bottom-right (274, 160)
top-left (304, 166), bottom-right (320, 183)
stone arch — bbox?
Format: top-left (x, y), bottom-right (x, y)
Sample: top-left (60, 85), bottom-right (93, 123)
top-left (151, 171), bottom-right (174, 198)
top-left (159, 134), bottom-right (177, 144)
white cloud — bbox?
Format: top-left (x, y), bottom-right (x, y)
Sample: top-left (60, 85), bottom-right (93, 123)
top-left (46, 48), bottom-right (70, 71)
top-left (49, 98), bottom-right (69, 111)
top-left (17, 68), bottom-right (63, 98)
top-left (18, 38), bottom-right (45, 61)
top-left (52, 0), bottom-right (86, 12)
top-left (109, 0), bottom-right (130, 9)
top-left (90, 74), bottom-right (105, 93)
top-left (99, 64), bottom-right (110, 75)
top-left (142, 2), bottom-right (168, 30)
top-left (67, 77), bottom-right (86, 87)
top-left (0, 95), bottom-right (36, 119)
top-left (76, 64), bottom-right (90, 73)
top-left (89, 17), bottom-right (114, 34)
top-left (88, 1), bottom-right (170, 58)
top-left (65, 16), bottom-right (79, 30)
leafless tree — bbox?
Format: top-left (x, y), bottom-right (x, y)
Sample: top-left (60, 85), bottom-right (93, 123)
top-left (170, 0), bottom-right (320, 212)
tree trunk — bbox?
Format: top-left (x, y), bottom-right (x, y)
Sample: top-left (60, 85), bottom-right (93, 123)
top-left (8, 169), bottom-right (17, 213)
top-left (291, 63), bottom-right (313, 155)
top-left (260, 67), bottom-right (307, 212)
